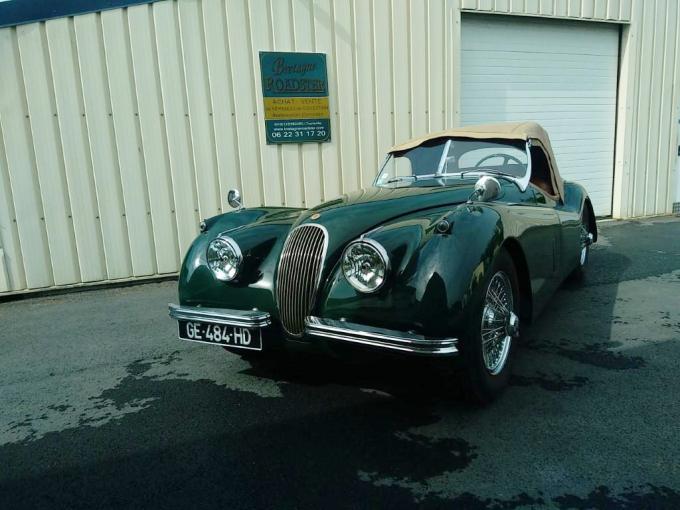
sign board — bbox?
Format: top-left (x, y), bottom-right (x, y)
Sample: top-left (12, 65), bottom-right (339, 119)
top-left (259, 51), bottom-right (330, 144)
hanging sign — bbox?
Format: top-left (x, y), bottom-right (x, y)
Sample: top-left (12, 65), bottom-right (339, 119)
top-left (259, 51), bottom-right (331, 144)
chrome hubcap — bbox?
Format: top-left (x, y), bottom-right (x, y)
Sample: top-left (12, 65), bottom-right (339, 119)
top-left (579, 222), bottom-right (593, 266)
top-left (481, 271), bottom-right (516, 375)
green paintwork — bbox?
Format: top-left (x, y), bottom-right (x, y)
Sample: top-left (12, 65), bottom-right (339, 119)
top-left (177, 176), bottom-right (595, 352)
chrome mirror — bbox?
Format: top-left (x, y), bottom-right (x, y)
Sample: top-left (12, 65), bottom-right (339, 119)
top-left (473, 176), bottom-right (502, 202)
top-left (227, 188), bottom-right (243, 210)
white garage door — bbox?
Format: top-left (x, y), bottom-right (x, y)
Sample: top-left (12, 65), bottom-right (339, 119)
top-left (461, 14), bottom-right (619, 216)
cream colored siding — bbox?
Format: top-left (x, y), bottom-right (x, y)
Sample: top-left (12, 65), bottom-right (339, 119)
top-left (614, 0), bottom-right (680, 217)
top-left (0, 0), bottom-right (678, 293)
top-left (461, 0), bottom-right (632, 22)
top-left (1, 27), bottom-right (53, 290)
top-left (0, 0), bottom-right (451, 292)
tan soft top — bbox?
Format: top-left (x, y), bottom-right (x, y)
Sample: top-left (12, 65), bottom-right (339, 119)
top-left (389, 121), bottom-right (564, 201)
top-left (389, 121), bottom-right (548, 152)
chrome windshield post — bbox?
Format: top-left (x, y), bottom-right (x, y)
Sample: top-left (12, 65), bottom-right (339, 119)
top-left (513, 139), bottom-right (532, 192)
top-left (435, 139), bottom-right (452, 176)
top-left (373, 154), bottom-right (392, 186)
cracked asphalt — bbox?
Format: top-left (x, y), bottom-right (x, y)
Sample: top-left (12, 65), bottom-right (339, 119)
top-left (1, 216), bottom-right (679, 509)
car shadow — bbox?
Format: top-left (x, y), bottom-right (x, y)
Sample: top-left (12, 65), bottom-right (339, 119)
top-left (240, 350), bottom-right (469, 407)
top-left (509, 244), bottom-right (637, 392)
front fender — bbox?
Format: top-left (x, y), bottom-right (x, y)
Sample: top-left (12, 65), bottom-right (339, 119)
top-left (178, 207), bottom-right (304, 312)
top-left (315, 204), bottom-right (505, 338)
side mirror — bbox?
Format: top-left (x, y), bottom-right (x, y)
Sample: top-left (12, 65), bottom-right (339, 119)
top-left (473, 176), bottom-right (502, 202)
top-left (227, 189), bottom-right (243, 210)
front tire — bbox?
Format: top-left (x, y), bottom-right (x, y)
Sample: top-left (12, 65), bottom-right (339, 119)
top-left (461, 248), bottom-right (520, 404)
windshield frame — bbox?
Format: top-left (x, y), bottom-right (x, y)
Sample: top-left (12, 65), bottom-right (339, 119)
top-left (375, 138), bottom-right (533, 192)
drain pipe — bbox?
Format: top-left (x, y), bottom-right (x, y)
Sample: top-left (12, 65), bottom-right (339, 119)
top-left (0, 248), bottom-right (8, 293)
top-left (675, 110), bottom-right (680, 215)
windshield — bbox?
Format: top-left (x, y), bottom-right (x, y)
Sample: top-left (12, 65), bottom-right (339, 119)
top-left (375, 138), bottom-right (529, 187)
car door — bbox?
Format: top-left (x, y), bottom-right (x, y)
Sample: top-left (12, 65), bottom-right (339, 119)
top-left (553, 195), bottom-right (584, 277)
top-left (517, 186), bottom-right (562, 316)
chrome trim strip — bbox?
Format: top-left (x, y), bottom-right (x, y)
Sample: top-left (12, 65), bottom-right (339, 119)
top-left (168, 303), bottom-right (271, 328)
top-left (305, 316), bottom-right (459, 356)
top-left (303, 223), bottom-right (329, 307)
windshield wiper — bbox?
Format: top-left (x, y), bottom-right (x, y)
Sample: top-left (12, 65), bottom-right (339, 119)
top-left (385, 175), bottom-right (419, 184)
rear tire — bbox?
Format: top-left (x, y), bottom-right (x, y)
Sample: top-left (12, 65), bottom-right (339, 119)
top-left (460, 248), bottom-right (520, 404)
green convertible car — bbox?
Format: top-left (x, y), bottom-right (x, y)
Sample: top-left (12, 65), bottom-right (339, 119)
top-left (169, 121), bottom-right (597, 402)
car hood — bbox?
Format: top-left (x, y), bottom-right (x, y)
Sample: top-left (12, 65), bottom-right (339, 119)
top-left (295, 183), bottom-right (476, 253)
top-left (179, 182), bottom-right (479, 310)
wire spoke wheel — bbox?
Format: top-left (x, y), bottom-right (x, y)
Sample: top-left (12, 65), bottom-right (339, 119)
top-left (481, 271), bottom-right (516, 375)
top-left (579, 219), bottom-right (591, 266)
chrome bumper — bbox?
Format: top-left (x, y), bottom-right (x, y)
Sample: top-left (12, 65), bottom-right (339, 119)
top-left (168, 304), bottom-right (271, 328)
top-left (305, 316), bottom-right (459, 356)
top-left (168, 305), bottom-right (457, 356)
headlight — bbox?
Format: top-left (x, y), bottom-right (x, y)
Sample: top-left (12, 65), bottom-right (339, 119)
top-left (207, 235), bottom-right (242, 281)
top-left (341, 239), bottom-right (389, 293)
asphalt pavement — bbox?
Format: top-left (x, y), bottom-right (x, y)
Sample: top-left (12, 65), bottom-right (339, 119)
top-left (1, 216), bottom-right (679, 509)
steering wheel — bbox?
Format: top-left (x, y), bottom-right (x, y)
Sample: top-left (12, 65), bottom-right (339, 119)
top-left (475, 153), bottom-right (523, 168)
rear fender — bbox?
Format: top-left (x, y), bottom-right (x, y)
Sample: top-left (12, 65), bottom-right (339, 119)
top-left (563, 181), bottom-right (597, 241)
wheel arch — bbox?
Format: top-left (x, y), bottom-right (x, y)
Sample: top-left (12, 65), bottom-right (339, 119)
top-left (501, 237), bottom-right (533, 324)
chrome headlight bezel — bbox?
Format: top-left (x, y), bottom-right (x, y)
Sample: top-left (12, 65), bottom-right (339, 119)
top-left (341, 238), bottom-right (390, 293)
top-left (207, 235), bottom-right (242, 282)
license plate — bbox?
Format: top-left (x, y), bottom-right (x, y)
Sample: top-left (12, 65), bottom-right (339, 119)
top-left (177, 320), bottom-right (262, 351)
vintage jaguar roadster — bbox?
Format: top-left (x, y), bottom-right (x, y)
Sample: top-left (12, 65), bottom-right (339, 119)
top-left (169, 121), bottom-right (596, 401)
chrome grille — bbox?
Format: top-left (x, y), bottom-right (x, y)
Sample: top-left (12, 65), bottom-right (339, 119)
top-left (276, 224), bottom-right (328, 336)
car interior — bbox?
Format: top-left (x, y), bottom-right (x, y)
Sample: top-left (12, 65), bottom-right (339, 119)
top-left (445, 139), bottom-right (529, 178)
top-left (529, 144), bottom-right (558, 198)
top-left (388, 138), bottom-right (562, 201)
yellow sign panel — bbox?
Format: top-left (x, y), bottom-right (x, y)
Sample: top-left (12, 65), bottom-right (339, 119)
top-left (264, 97), bottom-right (330, 120)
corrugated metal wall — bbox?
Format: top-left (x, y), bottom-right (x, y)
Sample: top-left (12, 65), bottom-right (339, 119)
top-left (613, 0), bottom-right (680, 218)
top-left (0, 0), bottom-right (678, 293)
top-left (460, 0), bottom-right (632, 22)
top-left (0, 0), bottom-right (454, 293)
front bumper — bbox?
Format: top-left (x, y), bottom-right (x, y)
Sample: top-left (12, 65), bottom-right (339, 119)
top-left (168, 303), bottom-right (271, 327)
top-left (168, 304), bottom-right (458, 357)
top-left (305, 317), bottom-right (458, 356)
